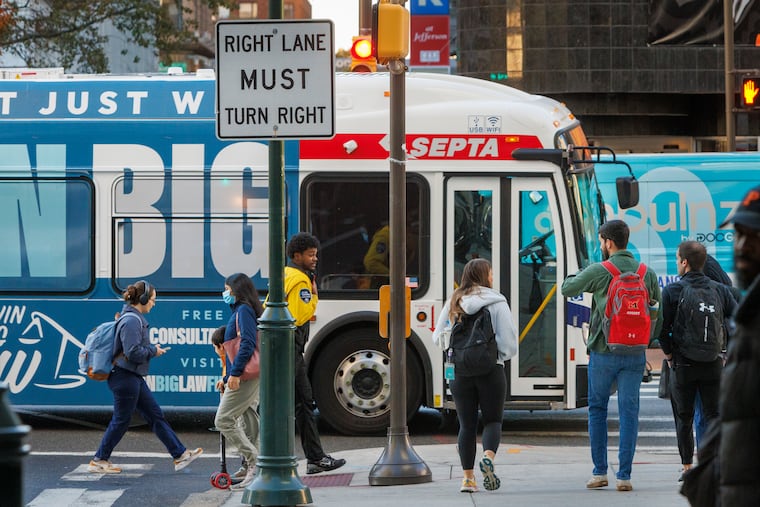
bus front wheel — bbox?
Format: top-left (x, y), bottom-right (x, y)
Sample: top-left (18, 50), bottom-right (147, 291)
top-left (311, 328), bottom-right (424, 436)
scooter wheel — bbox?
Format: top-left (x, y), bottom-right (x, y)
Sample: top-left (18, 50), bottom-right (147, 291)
top-left (211, 472), bottom-right (231, 489)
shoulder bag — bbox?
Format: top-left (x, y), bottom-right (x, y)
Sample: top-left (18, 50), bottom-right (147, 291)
top-left (222, 312), bottom-right (260, 380)
top-left (658, 358), bottom-right (671, 399)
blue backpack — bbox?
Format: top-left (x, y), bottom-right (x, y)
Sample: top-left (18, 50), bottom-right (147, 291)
top-left (78, 313), bottom-right (138, 381)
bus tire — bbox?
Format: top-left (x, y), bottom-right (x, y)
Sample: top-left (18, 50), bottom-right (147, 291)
top-left (311, 327), bottom-right (424, 436)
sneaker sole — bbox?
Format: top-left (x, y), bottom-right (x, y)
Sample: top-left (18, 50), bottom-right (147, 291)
top-left (87, 467), bottom-right (121, 474)
top-left (306, 462), bottom-right (345, 474)
top-left (174, 449), bottom-right (204, 471)
top-left (479, 457), bottom-right (500, 491)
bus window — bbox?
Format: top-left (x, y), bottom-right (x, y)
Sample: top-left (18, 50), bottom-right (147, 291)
top-left (453, 190), bottom-right (493, 285)
top-left (113, 172), bottom-right (270, 292)
top-left (517, 189), bottom-right (557, 377)
top-left (0, 177), bottom-right (93, 292)
top-left (303, 175), bottom-right (426, 294)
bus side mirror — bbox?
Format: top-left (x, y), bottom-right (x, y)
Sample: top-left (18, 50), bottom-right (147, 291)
top-left (616, 176), bottom-right (639, 209)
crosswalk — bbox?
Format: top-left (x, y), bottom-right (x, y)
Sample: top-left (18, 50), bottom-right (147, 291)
top-left (25, 456), bottom-right (242, 507)
top-left (28, 488), bottom-right (126, 507)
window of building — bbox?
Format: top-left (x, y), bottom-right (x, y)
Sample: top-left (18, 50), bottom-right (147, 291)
top-left (239, 2), bottom-right (258, 19)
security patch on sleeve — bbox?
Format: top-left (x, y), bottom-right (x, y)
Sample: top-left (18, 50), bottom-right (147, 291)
top-left (299, 288), bottom-right (312, 303)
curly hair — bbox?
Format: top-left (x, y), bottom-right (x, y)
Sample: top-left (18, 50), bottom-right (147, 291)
top-left (286, 232), bottom-right (320, 259)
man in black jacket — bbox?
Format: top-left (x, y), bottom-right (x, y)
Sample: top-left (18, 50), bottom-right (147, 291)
top-left (659, 241), bottom-right (737, 481)
top-left (683, 184), bottom-right (760, 507)
top-left (716, 185), bottom-right (760, 505)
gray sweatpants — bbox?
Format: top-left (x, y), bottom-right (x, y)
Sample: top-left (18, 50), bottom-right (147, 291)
top-left (214, 378), bottom-right (260, 465)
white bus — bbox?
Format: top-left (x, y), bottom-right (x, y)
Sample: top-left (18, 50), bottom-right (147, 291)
top-left (0, 69), bottom-right (633, 434)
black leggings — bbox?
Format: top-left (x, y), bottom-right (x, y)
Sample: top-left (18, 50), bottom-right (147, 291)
top-left (449, 364), bottom-right (507, 470)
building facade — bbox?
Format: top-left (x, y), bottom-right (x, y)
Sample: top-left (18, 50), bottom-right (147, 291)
top-left (456, 0), bottom-right (760, 152)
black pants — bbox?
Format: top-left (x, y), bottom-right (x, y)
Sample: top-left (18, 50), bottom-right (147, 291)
top-left (295, 327), bottom-right (325, 462)
top-left (670, 356), bottom-right (722, 465)
top-left (449, 364), bottom-right (506, 470)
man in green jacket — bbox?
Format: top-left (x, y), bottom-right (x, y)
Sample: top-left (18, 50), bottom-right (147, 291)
top-left (561, 219), bottom-right (661, 492)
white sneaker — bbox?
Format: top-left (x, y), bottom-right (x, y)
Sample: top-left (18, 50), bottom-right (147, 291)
top-left (88, 459), bottom-right (121, 474)
top-left (174, 447), bottom-right (203, 471)
top-left (586, 475), bottom-right (608, 488)
top-left (230, 466), bottom-right (256, 490)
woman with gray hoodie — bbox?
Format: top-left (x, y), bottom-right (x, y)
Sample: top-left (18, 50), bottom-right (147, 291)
top-left (433, 258), bottom-right (518, 494)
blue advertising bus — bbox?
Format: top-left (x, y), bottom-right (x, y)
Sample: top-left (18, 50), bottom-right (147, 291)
top-left (597, 152), bottom-right (759, 287)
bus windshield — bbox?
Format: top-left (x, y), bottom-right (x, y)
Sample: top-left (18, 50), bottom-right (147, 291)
top-left (569, 171), bottom-right (604, 267)
top-left (557, 126), bottom-right (604, 268)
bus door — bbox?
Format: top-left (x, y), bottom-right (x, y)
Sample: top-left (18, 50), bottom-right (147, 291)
top-left (445, 176), bottom-right (565, 403)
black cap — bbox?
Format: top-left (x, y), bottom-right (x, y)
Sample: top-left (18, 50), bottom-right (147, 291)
top-left (721, 184), bottom-right (760, 230)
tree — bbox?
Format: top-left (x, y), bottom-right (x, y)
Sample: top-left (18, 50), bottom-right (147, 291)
top-left (0, 0), bottom-right (235, 73)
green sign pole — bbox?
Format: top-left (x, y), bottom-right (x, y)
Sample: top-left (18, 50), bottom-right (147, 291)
top-left (244, 2), bottom-right (311, 505)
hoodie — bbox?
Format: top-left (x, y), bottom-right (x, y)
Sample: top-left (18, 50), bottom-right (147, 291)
top-left (432, 287), bottom-right (518, 364)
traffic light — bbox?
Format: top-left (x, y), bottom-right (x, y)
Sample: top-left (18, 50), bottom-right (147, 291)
top-left (350, 35), bottom-right (377, 73)
top-left (372, 1), bottom-right (409, 65)
top-left (740, 76), bottom-right (760, 109)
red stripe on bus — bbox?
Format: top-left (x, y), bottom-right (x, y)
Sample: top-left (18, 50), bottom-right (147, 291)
top-left (300, 134), bottom-right (543, 160)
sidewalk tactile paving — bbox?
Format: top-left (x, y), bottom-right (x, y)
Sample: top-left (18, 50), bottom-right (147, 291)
top-left (302, 472), bottom-right (354, 488)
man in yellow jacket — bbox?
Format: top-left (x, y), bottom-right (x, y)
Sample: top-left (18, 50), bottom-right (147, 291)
top-left (285, 232), bottom-right (346, 474)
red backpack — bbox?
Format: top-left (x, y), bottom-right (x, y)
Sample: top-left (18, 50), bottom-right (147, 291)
top-left (601, 261), bottom-right (651, 353)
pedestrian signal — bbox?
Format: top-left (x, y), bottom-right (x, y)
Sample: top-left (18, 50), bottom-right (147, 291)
top-left (372, 1), bottom-right (409, 64)
top-left (350, 36), bottom-right (377, 73)
top-left (740, 76), bottom-right (760, 109)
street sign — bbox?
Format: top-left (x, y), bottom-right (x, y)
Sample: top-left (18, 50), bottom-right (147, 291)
top-left (215, 20), bottom-right (335, 139)
top-left (410, 15), bottom-right (450, 67)
top-left (410, 0), bottom-right (449, 15)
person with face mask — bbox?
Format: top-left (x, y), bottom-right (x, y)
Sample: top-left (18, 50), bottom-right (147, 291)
top-left (214, 273), bottom-right (264, 490)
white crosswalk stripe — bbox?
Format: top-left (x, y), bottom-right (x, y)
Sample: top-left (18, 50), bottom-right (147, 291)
top-left (62, 463), bottom-right (154, 482)
top-left (27, 488), bottom-right (125, 507)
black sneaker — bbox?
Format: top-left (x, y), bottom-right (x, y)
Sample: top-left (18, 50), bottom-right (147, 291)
top-left (306, 455), bottom-right (346, 474)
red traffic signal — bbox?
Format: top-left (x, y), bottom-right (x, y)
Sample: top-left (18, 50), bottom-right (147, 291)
top-left (350, 36), bottom-right (376, 73)
top-left (351, 37), bottom-right (373, 60)
top-left (741, 76), bottom-right (760, 109)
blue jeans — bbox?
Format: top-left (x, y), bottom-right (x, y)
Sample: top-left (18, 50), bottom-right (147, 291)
top-left (588, 351), bottom-right (645, 480)
top-left (694, 392), bottom-right (706, 448)
top-left (95, 367), bottom-right (185, 460)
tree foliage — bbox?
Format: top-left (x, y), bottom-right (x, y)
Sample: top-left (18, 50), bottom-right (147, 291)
top-left (0, 0), bottom-right (236, 73)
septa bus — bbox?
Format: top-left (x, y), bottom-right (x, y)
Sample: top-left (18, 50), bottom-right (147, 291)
top-left (596, 152), bottom-right (759, 288)
top-left (0, 69), bottom-right (632, 435)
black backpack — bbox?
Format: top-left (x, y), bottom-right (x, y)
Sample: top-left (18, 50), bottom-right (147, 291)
top-left (674, 278), bottom-right (725, 362)
top-left (447, 306), bottom-right (497, 377)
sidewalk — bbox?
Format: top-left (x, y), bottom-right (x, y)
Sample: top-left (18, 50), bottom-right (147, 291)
top-left (215, 442), bottom-right (690, 507)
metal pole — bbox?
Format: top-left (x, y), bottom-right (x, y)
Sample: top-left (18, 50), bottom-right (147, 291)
top-left (368, 0), bottom-right (431, 485)
top-left (724, 0), bottom-right (736, 152)
top-left (359, 0), bottom-right (372, 35)
top-left (244, 1), bottom-right (312, 504)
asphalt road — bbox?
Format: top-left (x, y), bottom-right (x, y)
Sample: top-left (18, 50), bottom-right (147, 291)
top-left (19, 380), bottom-right (677, 506)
